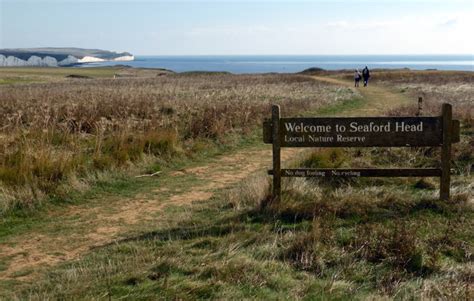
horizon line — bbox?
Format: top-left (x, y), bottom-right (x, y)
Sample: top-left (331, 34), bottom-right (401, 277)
top-left (134, 53), bottom-right (474, 56)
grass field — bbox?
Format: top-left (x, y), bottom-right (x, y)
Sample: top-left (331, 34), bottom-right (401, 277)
top-left (0, 68), bottom-right (472, 299)
top-left (0, 68), bottom-right (356, 216)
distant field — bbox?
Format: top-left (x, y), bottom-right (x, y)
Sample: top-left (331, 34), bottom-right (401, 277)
top-left (0, 66), bottom-right (119, 81)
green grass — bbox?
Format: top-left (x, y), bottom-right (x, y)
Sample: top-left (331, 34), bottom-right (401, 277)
top-left (3, 137), bottom-right (472, 300)
top-left (0, 131), bottom-right (263, 242)
top-left (0, 67), bottom-right (121, 86)
top-left (0, 77), bottom-right (38, 85)
top-left (0, 66), bottom-right (120, 79)
top-left (314, 96), bottom-right (366, 116)
top-left (4, 173), bottom-right (471, 299)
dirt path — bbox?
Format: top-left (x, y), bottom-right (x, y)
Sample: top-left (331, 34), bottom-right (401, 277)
top-left (0, 75), bottom-right (414, 281)
top-left (312, 75), bottom-right (412, 115)
top-left (0, 147), bottom-right (301, 280)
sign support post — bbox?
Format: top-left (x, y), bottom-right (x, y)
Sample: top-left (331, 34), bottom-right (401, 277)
top-left (417, 97), bottom-right (423, 116)
top-left (272, 105), bottom-right (281, 202)
top-left (440, 103), bottom-right (452, 200)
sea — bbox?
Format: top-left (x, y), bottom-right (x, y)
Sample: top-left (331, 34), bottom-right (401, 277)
top-left (82, 54), bottom-right (473, 73)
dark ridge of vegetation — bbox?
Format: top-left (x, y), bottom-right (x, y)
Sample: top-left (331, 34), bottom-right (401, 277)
top-left (65, 74), bottom-right (92, 79)
top-left (299, 67), bottom-right (326, 74)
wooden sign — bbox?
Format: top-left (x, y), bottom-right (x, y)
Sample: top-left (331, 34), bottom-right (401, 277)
top-left (263, 103), bottom-right (460, 201)
top-left (278, 117), bottom-right (443, 147)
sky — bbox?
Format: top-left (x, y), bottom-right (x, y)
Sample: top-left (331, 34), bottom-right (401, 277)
top-left (1, 0), bottom-right (473, 55)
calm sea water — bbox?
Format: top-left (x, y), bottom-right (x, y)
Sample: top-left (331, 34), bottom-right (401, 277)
top-left (83, 55), bottom-right (473, 73)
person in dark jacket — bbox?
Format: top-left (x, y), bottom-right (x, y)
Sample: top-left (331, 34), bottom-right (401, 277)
top-left (362, 66), bottom-right (370, 87)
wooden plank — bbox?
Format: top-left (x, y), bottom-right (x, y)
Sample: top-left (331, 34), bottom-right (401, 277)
top-left (263, 119), bottom-right (272, 143)
top-left (269, 168), bottom-right (442, 178)
top-left (279, 116), bottom-right (443, 147)
top-left (272, 105), bottom-right (281, 202)
top-left (440, 103), bottom-right (452, 200)
top-left (452, 120), bottom-right (460, 143)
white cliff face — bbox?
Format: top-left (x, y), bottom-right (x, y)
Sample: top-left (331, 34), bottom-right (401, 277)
top-left (113, 55), bottom-right (134, 61)
top-left (0, 53), bottom-right (134, 67)
top-left (58, 55), bottom-right (79, 66)
top-left (27, 56), bottom-right (43, 66)
top-left (78, 56), bottom-right (105, 63)
top-left (27, 55), bottom-right (59, 67)
top-left (0, 54), bottom-right (59, 67)
top-left (0, 55), bottom-right (26, 66)
top-left (42, 56), bottom-right (58, 66)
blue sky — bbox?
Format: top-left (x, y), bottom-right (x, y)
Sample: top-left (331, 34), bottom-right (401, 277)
top-left (1, 0), bottom-right (473, 55)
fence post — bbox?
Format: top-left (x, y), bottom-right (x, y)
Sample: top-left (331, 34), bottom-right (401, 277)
top-left (417, 97), bottom-right (423, 116)
top-left (440, 103), bottom-right (452, 201)
top-left (272, 105), bottom-right (281, 202)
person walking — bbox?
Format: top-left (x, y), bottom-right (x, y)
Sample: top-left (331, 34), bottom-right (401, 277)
top-left (354, 69), bottom-right (361, 87)
top-left (362, 66), bottom-right (370, 87)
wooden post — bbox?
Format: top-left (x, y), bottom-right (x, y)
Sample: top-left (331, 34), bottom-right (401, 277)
top-left (272, 105), bottom-right (281, 202)
top-left (440, 103), bottom-right (452, 201)
top-left (417, 97), bottom-right (423, 116)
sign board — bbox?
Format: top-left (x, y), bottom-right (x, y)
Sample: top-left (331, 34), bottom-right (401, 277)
top-left (263, 103), bottom-right (460, 202)
top-left (279, 117), bottom-right (443, 147)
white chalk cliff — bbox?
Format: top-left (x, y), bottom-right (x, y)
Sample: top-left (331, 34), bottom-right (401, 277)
top-left (0, 48), bottom-right (134, 67)
top-left (0, 54), bottom-right (77, 67)
top-left (113, 55), bottom-right (135, 61)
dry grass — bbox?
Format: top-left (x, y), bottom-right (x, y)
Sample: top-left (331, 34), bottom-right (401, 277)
top-left (0, 73), bottom-right (351, 215)
top-left (378, 71), bottom-right (474, 176)
top-left (331, 69), bottom-right (473, 124)
top-left (361, 70), bottom-right (473, 124)
top-left (257, 143), bottom-right (473, 298)
top-left (372, 70), bottom-right (474, 85)
top-left (226, 172), bottom-right (271, 211)
top-left (254, 70), bottom-right (474, 298)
